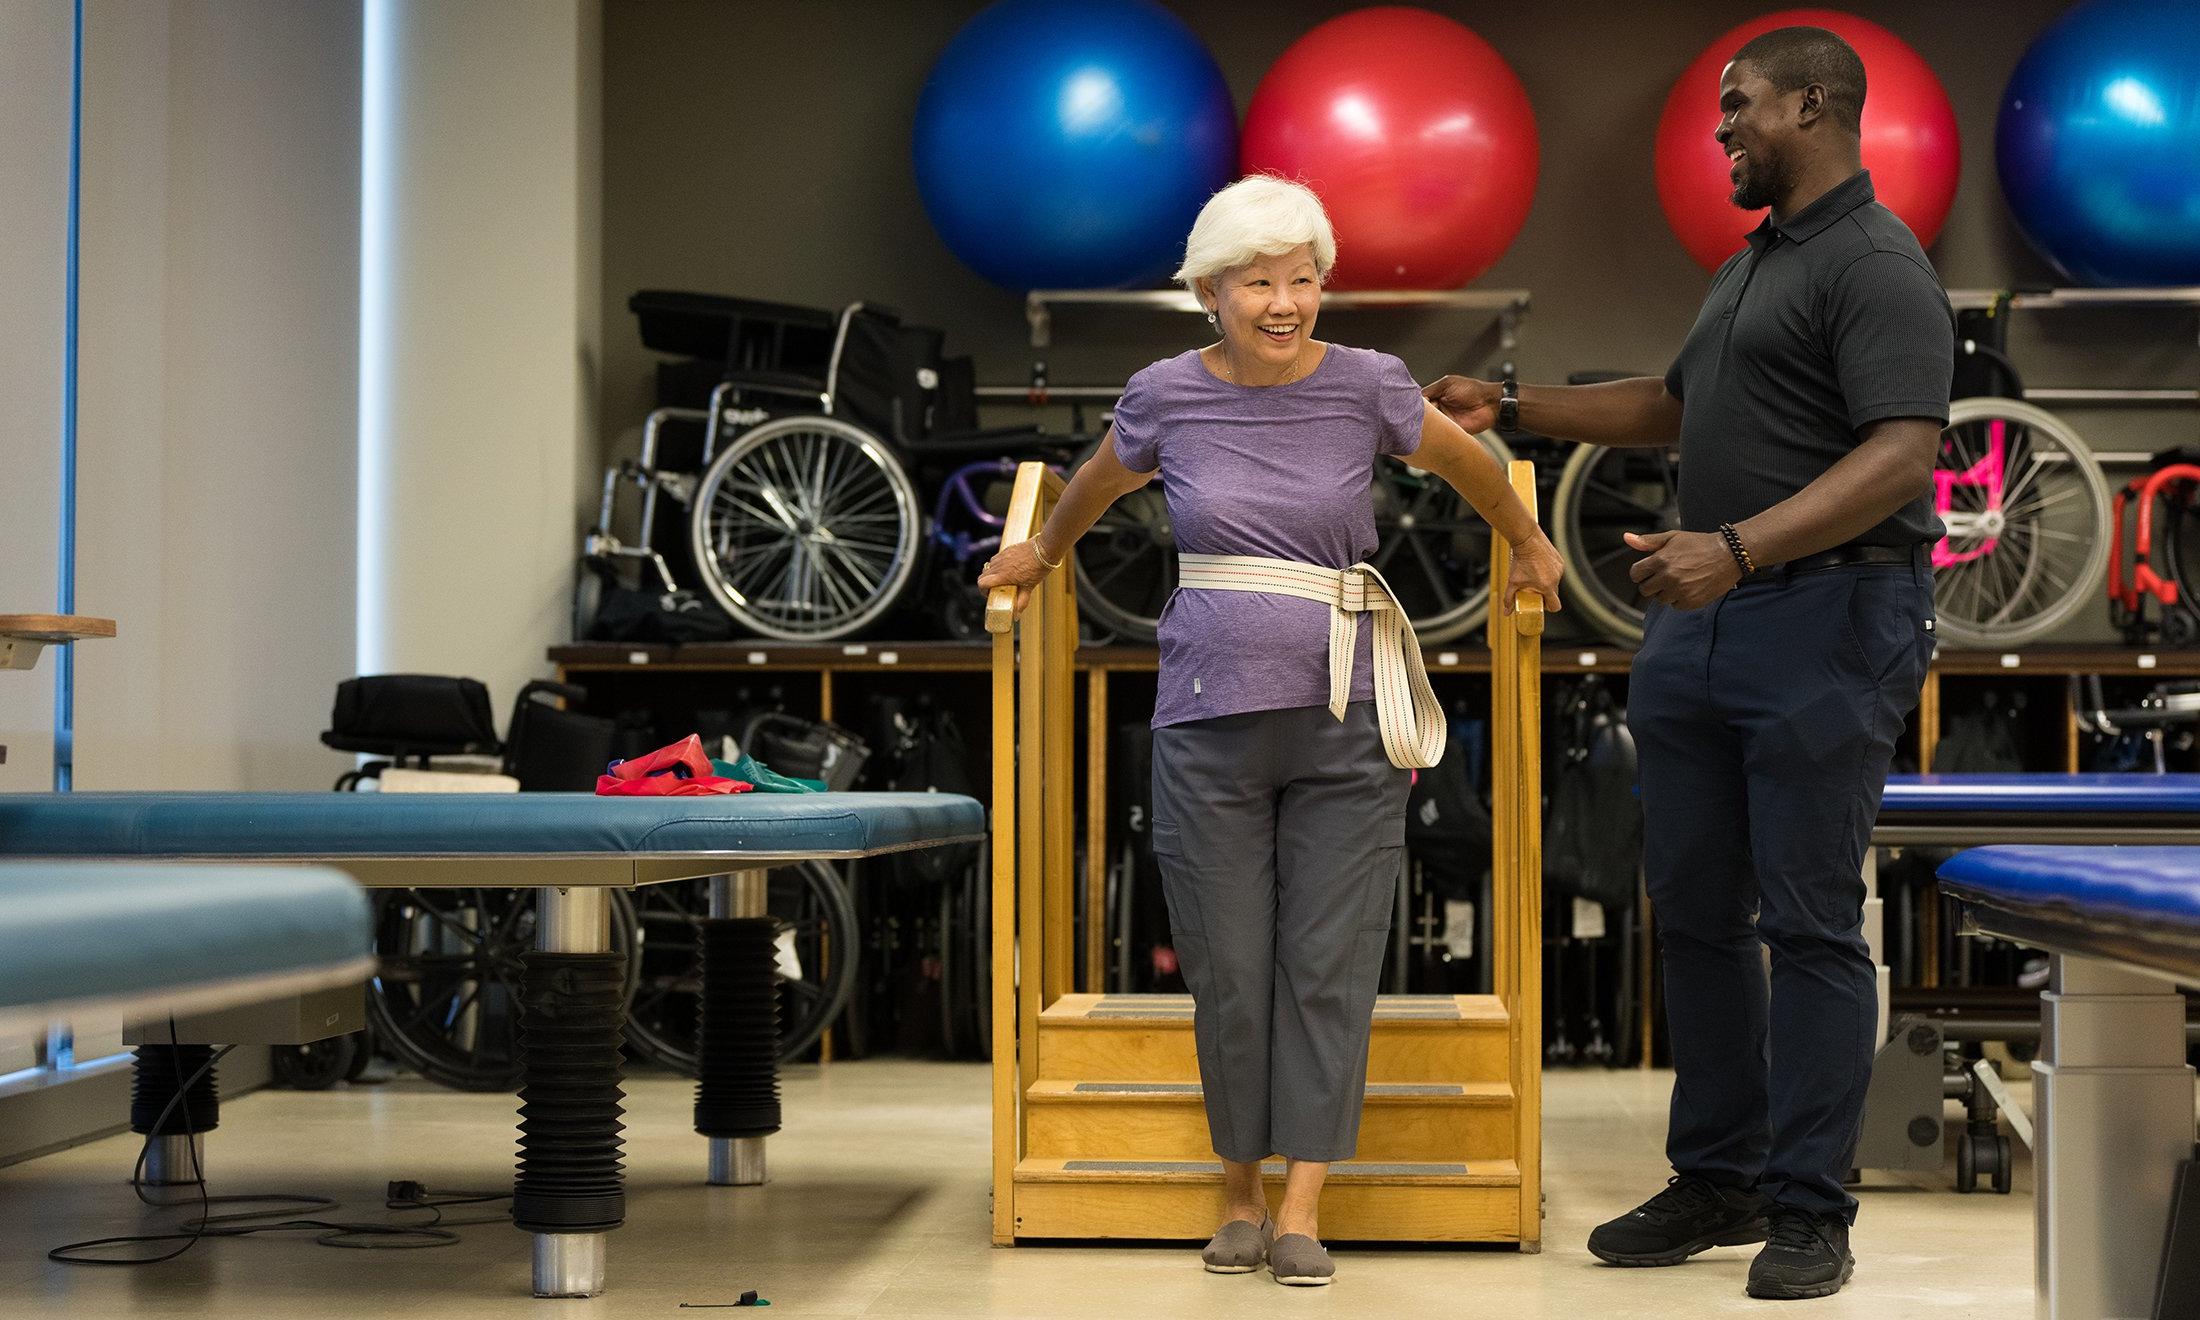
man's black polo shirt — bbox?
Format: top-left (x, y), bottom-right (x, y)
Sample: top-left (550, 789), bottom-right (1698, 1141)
top-left (1664, 169), bottom-right (1953, 549)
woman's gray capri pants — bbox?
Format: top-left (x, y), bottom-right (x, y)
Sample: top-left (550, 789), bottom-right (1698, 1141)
top-left (1150, 700), bottom-right (1410, 1164)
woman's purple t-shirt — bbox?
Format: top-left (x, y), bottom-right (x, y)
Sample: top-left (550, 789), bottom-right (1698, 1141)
top-left (1111, 343), bottom-right (1427, 729)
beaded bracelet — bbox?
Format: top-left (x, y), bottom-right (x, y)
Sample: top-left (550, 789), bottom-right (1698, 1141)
top-left (1717, 523), bottom-right (1756, 577)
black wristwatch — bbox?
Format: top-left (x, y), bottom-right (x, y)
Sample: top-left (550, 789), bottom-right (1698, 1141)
top-left (1496, 377), bottom-right (1521, 435)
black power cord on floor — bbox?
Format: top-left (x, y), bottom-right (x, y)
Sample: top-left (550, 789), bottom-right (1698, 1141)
top-left (48, 1022), bottom-right (511, 1266)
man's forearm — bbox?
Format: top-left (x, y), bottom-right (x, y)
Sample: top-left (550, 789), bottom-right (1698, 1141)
top-left (1520, 377), bottom-right (1683, 449)
top-left (1733, 427), bottom-right (1936, 565)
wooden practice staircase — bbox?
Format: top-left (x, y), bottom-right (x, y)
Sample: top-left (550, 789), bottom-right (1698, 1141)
top-left (984, 462), bottom-right (1546, 1247)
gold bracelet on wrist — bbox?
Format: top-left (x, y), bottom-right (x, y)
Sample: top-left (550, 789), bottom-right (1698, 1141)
top-left (1030, 539), bottom-right (1062, 572)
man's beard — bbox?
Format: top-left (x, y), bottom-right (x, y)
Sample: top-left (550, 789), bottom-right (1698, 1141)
top-left (1731, 145), bottom-right (1794, 212)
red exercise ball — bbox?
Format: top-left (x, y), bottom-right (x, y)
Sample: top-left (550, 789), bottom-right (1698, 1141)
top-left (1654, 9), bottom-right (1959, 272)
top-left (1240, 6), bottom-right (1538, 289)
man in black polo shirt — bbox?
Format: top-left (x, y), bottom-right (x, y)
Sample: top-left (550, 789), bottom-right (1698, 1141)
top-left (1428, 25), bottom-right (1950, 1302)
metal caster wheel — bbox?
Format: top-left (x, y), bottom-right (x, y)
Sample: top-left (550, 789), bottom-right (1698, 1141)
top-left (271, 1034), bottom-right (359, 1090)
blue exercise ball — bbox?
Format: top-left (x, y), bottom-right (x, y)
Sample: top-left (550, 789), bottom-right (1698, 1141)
top-left (912, 0), bottom-right (1236, 290)
top-left (1996, 0), bottom-right (2200, 286)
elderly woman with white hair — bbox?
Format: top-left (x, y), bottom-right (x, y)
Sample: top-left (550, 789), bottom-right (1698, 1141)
top-left (979, 176), bottom-right (1562, 1285)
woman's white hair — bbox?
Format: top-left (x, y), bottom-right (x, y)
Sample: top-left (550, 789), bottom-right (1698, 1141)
top-left (1173, 175), bottom-right (1336, 298)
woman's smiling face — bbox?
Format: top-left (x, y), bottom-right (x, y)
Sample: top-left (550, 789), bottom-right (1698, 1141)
top-left (1202, 243), bottom-right (1321, 370)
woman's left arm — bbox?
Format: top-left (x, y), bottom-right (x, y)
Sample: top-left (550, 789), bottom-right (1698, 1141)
top-left (1396, 401), bottom-right (1564, 614)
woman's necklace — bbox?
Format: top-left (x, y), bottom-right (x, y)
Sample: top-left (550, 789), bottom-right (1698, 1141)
top-left (1215, 339), bottom-right (1311, 387)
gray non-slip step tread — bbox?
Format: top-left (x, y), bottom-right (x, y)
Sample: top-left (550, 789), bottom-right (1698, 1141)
top-left (1080, 1007), bottom-right (1482, 1022)
top-left (1035, 1080), bottom-right (1507, 1100)
top-left (1015, 1157), bottom-right (1522, 1184)
top-left (1070, 1160), bottom-right (1471, 1176)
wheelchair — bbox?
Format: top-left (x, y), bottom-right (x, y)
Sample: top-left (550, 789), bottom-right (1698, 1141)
top-left (585, 292), bottom-right (1081, 643)
top-left (317, 672), bottom-right (861, 1088)
top-left (588, 290), bottom-right (1525, 645)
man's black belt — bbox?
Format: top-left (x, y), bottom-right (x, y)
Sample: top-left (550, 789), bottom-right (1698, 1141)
top-left (1739, 543), bottom-right (1922, 586)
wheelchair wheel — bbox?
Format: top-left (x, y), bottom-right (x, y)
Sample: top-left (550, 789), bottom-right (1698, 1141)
top-left (1550, 444), bottom-right (1680, 646)
top-left (936, 844), bottom-right (993, 1060)
top-left (1370, 431), bottom-right (1513, 645)
top-left (1931, 398), bottom-right (2110, 649)
top-left (622, 861), bottom-right (861, 1073)
top-left (1070, 432), bottom-right (1513, 645)
top-left (688, 416), bottom-right (922, 641)
top-left (367, 889), bottom-right (639, 1092)
top-left (1074, 447), bottom-right (1174, 643)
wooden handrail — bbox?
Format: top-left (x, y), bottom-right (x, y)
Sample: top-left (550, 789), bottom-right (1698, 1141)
top-left (987, 461), bottom-right (1074, 1245)
top-left (1487, 458), bottom-right (1545, 1250)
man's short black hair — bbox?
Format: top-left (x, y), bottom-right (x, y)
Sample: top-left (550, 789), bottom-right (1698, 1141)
top-left (1733, 26), bottom-right (1866, 135)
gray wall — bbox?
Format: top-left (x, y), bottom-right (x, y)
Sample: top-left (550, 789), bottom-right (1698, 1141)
top-left (601, 0), bottom-right (2196, 477)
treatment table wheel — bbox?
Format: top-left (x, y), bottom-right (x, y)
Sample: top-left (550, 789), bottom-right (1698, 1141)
top-left (269, 1034), bottom-right (359, 1091)
top-left (369, 888), bottom-right (639, 1092)
top-left (623, 861), bottom-right (859, 1073)
top-left (1955, 1131), bottom-right (2014, 1195)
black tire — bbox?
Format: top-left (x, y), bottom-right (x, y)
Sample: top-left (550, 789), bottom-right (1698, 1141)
top-left (344, 1022), bottom-right (377, 1081)
top-left (622, 861), bottom-right (861, 1073)
top-left (933, 847), bottom-right (992, 1061)
top-left (2165, 607), bottom-right (2198, 647)
top-left (368, 889), bottom-right (639, 1092)
top-left (1955, 1133), bottom-right (1978, 1194)
top-left (1991, 1136), bottom-right (2013, 1194)
top-left (1550, 443), bottom-right (1680, 646)
top-left (271, 1035), bottom-right (358, 1091)
top-left (938, 875), bottom-right (964, 1059)
top-left (1072, 466), bottom-right (1173, 642)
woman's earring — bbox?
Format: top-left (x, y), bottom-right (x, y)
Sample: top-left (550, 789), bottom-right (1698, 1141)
top-left (1204, 309), bottom-right (1218, 327)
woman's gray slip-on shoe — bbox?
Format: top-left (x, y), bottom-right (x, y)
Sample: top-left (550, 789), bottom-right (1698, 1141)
top-left (1201, 1217), bottom-right (1273, 1274)
top-left (1269, 1234), bottom-right (1335, 1286)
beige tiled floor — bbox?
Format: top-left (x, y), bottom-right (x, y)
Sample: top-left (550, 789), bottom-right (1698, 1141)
top-left (0, 1061), bottom-right (2033, 1317)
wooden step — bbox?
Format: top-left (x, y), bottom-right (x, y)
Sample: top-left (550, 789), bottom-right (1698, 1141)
top-left (1011, 1157), bottom-right (1523, 1242)
top-left (1037, 994), bottom-right (1510, 1084)
top-left (1024, 1079), bottom-right (1515, 1163)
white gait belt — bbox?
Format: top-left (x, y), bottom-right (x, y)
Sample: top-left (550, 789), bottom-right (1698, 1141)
top-left (1176, 553), bottom-right (1447, 770)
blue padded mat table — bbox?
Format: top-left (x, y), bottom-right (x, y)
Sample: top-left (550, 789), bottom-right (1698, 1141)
top-left (0, 791), bottom-right (986, 887)
top-left (0, 861), bottom-right (372, 1035)
top-left (1876, 773), bottom-right (2200, 846)
top-left (1938, 845), bottom-right (2200, 984)
top-left (1935, 844), bottom-right (2200, 1318)
top-left (0, 788), bottom-right (985, 1299)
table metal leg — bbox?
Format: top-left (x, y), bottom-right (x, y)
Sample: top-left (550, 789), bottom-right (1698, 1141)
top-left (2034, 954), bottom-right (2195, 1320)
top-left (515, 886), bottom-right (625, 1299)
top-left (142, 1134), bottom-right (200, 1187)
top-left (699, 870), bottom-right (777, 1187)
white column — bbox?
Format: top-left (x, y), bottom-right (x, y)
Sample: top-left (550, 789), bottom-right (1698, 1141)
top-left (360, 0), bottom-right (600, 697)
top-left (0, 1), bottom-right (72, 793)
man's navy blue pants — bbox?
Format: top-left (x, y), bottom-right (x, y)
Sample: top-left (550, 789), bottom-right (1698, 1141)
top-left (1628, 556), bottom-right (1935, 1222)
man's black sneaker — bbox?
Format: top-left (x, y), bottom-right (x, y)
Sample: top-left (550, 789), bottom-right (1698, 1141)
top-left (1747, 1207), bottom-right (1856, 1299)
top-left (1587, 1174), bottom-right (1771, 1266)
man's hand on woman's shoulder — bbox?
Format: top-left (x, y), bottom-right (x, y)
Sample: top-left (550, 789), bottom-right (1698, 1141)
top-left (1422, 375), bottom-right (1501, 435)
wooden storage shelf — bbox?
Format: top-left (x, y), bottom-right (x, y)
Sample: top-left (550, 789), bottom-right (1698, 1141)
top-left (552, 640), bottom-right (2200, 679)
top-left (550, 635), bottom-right (2194, 1065)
